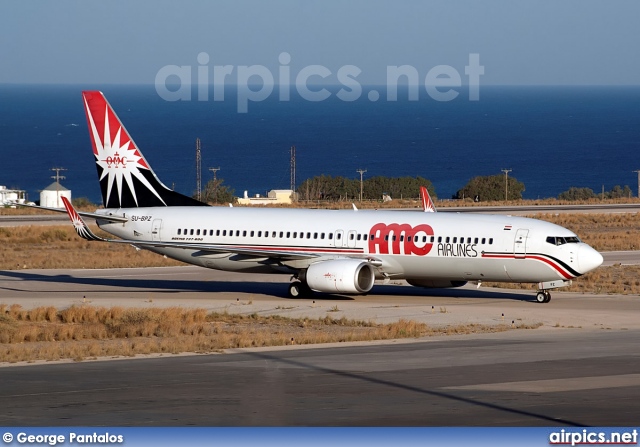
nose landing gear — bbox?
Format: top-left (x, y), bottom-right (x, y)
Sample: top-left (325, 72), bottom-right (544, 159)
top-left (535, 279), bottom-right (572, 304)
top-left (536, 290), bottom-right (551, 303)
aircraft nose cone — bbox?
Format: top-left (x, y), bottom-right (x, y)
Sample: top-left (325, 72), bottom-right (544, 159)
top-left (578, 244), bottom-right (603, 274)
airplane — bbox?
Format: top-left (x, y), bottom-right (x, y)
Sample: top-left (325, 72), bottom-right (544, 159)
top-left (50, 91), bottom-right (604, 303)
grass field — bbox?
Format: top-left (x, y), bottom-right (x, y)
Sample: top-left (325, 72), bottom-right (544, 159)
top-left (0, 305), bottom-right (537, 363)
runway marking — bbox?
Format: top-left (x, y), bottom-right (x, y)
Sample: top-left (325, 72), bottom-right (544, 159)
top-left (444, 373), bottom-right (640, 393)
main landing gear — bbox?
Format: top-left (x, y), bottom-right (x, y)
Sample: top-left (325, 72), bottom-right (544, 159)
top-left (288, 280), bottom-right (313, 298)
top-left (536, 290), bottom-right (551, 303)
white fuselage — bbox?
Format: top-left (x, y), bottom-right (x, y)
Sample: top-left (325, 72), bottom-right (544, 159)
top-left (95, 206), bottom-right (602, 284)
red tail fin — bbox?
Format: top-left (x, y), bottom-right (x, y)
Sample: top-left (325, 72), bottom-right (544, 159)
top-left (420, 186), bottom-right (436, 213)
top-left (82, 91), bottom-right (207, 209)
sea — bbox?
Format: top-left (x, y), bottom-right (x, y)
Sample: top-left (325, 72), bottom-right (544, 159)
top-left (0, 84), bottom-right (639, 204)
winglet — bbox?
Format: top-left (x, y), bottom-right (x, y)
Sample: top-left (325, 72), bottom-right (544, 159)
top-left (420, 186), bottom-right (436, 213)
top-left (61, 197), bottom-right (105, 241)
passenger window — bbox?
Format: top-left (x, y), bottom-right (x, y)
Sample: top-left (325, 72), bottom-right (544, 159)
top-left (474, 238), bottom-right (479, 244)
top-left (452, 237), bottom-right (457, 243)
top-left (314, 232), bottom-right (318, 239)
top-left (216, 230), bottom-right (220, 236)
top-left (438, 236), bottom-right (442, 243)
top-left (430, 236), bottom-right (434, 243)
top-left (250, 231), bottom-right (254, 237)
top-left (400, 235), bottom-right (404, 241)
top-left (307, 232), bottom-right (311, 239)
top-left (279, 231), bottom-right (284, 238)
top-left (293, 232), bottom-right (297, 238)
top-left (489, 238), bottom-right (493, 244)
top-left (242, 231), bottom-right (247, 237)
top-left (190, 229), bottom-right (194, 236)
top-left (482, 238), bottom-right (486, 244)
top-left (272, 231), bottom-right (276, 238)
top-left (363, 234), bottom-right (368, 241)
top-left (286, 232), bottom-right (291, 238)
top-left (177, 229), bottom-right (181, 235)
top-left (445, 237), bottom-right (450, 243)
top-left (222, 230), bottom-right (227, 236)
top-left (385, 235), bottom-right (389, 241)
top-left (328, 233), bottom-right (332, 240)
top-left (257, 231), bottom-right (261, 237)
top-left (337, 233), bottom-right (342, 240)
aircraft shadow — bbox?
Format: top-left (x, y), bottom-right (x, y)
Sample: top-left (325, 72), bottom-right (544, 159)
top-left (0, 269), bottom-right (535, 302)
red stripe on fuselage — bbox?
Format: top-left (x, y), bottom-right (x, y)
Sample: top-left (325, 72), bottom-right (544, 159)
top-left (481, 253), bottom-right (574, 279)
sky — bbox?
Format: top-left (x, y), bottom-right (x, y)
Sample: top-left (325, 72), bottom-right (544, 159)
top-left (1, 0), bottom-right (639, 85)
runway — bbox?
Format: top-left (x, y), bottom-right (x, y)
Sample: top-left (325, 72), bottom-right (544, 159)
top-left (1, 330), bottom-right (639, 426)
top-left (1, 262), bottom-right (640, 425)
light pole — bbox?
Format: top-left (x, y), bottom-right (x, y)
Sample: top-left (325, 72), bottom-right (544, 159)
top-left (356, 169), bottom-right (367, 202)
top-left (208, 167), bottom-right (220, 203)
top-left (501, 169), bottom-right (512, 201)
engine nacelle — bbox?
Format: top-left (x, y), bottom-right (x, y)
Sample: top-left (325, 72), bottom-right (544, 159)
top-left (406, 279), bottom-right (468, 288)
top-left (305, 259), bottom-right (375, 294)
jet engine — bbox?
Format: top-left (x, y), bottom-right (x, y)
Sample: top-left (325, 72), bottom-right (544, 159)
top-left (406, 279), bottom-right (468, 288)
top-left (304, 259), bottom-right (375, 294)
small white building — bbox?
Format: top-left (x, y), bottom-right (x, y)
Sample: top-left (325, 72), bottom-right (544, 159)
top-left (237, 189), bottom-right (294, 205)
top-left (0, 185), bottom-right (28, 206)
top-left (40, 182), bottom-right (71, 208)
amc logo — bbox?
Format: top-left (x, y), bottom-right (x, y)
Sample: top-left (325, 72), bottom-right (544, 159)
top-left (103, 151), bottom-right (128, 168)
top-left (368, 223), bottom-right (434, 256)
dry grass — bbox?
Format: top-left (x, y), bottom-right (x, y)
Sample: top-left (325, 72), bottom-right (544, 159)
top-left (0, 305), bottom-right (534, 363)
top-left (0, 225), bottom-right (182, 270)
top-left (530, 213), bottom-right (640, 252)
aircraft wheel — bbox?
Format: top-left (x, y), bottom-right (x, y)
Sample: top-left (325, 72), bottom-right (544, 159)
top-left (288, 281), bottom-right (312, 299)
top-left (536, 291), bottom-right (547, 304)
top-left (544, 291), bottom-right (551, 303)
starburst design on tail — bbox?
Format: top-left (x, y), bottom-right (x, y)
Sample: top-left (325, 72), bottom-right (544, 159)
top-left (83, 94), bottom-right (166, 207)
top-left (61, 197), bottom-right (104, 241)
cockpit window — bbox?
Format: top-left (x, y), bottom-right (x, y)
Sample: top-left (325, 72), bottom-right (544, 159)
top-left (546, 236), bottom-right (581, 246)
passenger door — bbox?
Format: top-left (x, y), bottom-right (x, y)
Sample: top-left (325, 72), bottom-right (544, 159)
top-left (151, 219), bottom-right (162, 241)
top-left (514, 229), bottom-right (528, 259)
